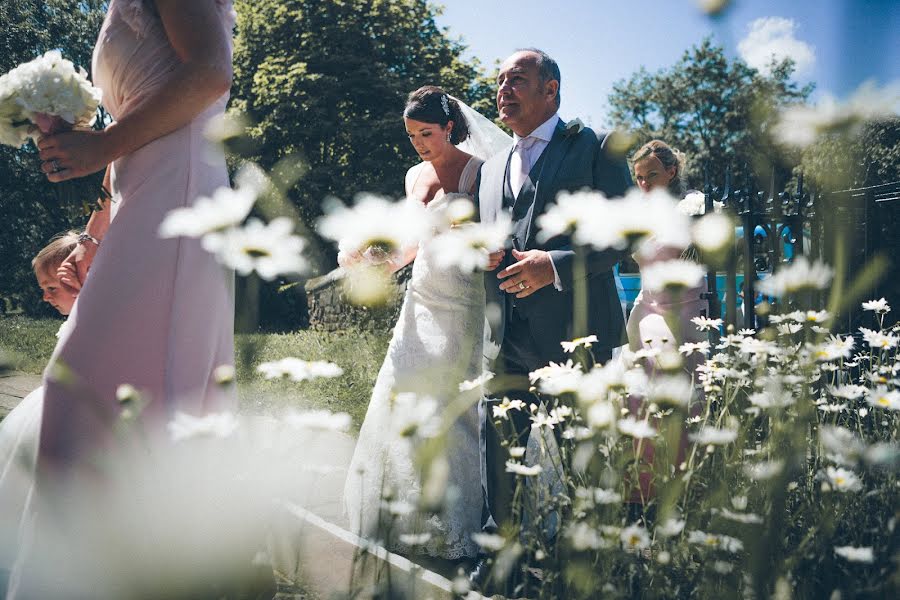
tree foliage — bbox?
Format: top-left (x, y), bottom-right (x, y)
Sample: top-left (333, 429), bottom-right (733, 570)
top-left (229, 0), bottom-right (497, 227)
top-left (0, 0), bottom-right (108, 316)
top-left (607, 39), bottom-right (812, 190)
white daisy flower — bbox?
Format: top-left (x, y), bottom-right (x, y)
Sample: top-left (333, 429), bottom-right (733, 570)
top-left (756, 256), bottom-right (834, 297)
top-left (508, 446), bottom-right (526, 458)
top-left (159, 163), bottom-right (264, 238)
top-left (431, 215), bottom-right (512, 273)
top-left (620, 524), bottom-right (651, 551)
top-left (561, 335), bottom-right (599, 353)
top-left (471, 532), bottom-right (506, 551)
top-left (382, 500), bottom-right (414, 516)
top-left (391, 393), bottom-right (441, 438)
top-left (859, 327), bottom-right (899, 349)
top-left (492, 398), bottom-right (527, 419)
top-left (459, 371), bottom-right (494, 392)
top-left (679, 340), bottom-right (711, 356)
top-left (505, 461), bottom-right (543, 476)
top-left (748, 390), bottom-right (794, 409)
top-left (862, 298), bottom-right (891, 314)
top-left (318, 193), bottom-right (434, 257)
top-left (529, 360), bottom-right (581, 383)
top-left (530, 411), bottom-right (558, 430)
top-left (744, 460), bottom-right (784, 481)
top-left (618, 417), bottom-right (657, 439)
top-left (820, 426), bottom-right (864, 466)
top-left (168, 411), bottom-right (239, 442)
top-left (692, 212), bottom-right (734, 254)
top-left (828, 384), bottom-right (868, 399)
top-left (777, 323), bottom-right (803, 335)
top-left (257, 358), bottom-right (343, 381)
top-left (202, 217), bottom-right (308, 280)
top-left (689, 426), bottom-right (738, 445)
top-left (640, 259), bottom-right (706, 293)
top-left (687, 530), bottom-right (744, 553)
top-left (566, 523), bottom-right (608, 551)
top-left (398, 533), bottom-right (433, 546)
top-left (657, 518), bottom-right (686, 538)
top-left (716, 508), bottom-right (763, 524)
top-left (586, 401), bottom-right (616, 429)
top-left (813, 335), bottom-right (854, 362)
top-left (773, 80), bottom-right (900, 148)
top-left (834, 545), bottom-right (875, 563)
top-left (646, 374), bottom-right (695, 407)
top-left (692, 316), bottom-right (723, 331)
top-left (285, 409), bottom-right (352, 432)
top-left (594, 488), bottom-right (623, 504)
top-left (867, 386), bottom-right (900, 411)
top-left (823, 466), bottom-right (863, 492)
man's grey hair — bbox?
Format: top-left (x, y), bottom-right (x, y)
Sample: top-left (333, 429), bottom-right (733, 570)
top-left (516, 47), bottom-right (561, 108)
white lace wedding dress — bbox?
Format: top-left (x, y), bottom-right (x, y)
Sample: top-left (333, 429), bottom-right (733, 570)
top-left (343, 158), bottom-right (484, 560)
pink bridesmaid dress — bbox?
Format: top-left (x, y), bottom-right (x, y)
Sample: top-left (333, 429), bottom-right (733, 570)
top-left (38, 0), bottom-right (237, 474)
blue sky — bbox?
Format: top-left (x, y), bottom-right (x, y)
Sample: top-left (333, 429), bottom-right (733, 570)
top-left (434, 0), bottom-right (900, 127)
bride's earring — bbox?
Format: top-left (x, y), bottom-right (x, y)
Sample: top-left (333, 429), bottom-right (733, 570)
top-left (446, 131), bottom-right (451, 142)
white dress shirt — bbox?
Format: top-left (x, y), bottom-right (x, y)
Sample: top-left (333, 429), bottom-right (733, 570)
top-left (508, 113), bottom-right (565, 290)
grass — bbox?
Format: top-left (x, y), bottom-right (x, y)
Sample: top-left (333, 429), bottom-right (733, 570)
top-left (0, 316), bottom-right (391, 431)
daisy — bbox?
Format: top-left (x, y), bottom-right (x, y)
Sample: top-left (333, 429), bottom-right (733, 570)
top-left (561, 335), bottom-right (599, 353)
top-left (159, 163), bottom-right (264, 239)
top-left (862, 298), bottom-right (891, 314)
top-left (640, 259), bottom-right (706, 293)
top-left (202, 217), bottom-right (307, 280)
top-left (679, 340), bottom-right (711, 356)
top-left (692, 316), bottom-right (723, 331)
top-left (318, 193), bottom-right (433, 257)
top-left (687, 530), bottom-right (743, 553)
top-left (167, 411), bottom-right (239, 442)
top-left (505, 461), bottom-right (543, 476)
top-left (257, 358), bottom-right (343, 381)
top-left (618, 417), bottom-right (657, 439)
top-left (859, 327), bottom-right (899, 349)
top-left (867, 386), bottom-right (900, 411)
top-left (431, 215), bottom-right (511, 273)
top-left (824, 466), bottom-right (863, 492)
top-left (756, 256), bottom-right (833, 297)
top-left (492, 398), bottom-right (527, 420)
top-left (834, 546), bottom-right (874, 563)
top-left (620, 524), bottom-right (651, 551)
top-left (689, 426), bottom-right (738, 445)
top-left (285, 410), bottom-right (352, 432)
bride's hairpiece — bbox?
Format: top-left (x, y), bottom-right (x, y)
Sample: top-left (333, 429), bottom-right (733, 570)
top-left (440, 94), bottom-right (451, 117)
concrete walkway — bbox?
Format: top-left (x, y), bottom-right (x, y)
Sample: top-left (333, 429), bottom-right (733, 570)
top-left (0, 375), bottom-right (488, 599)
top-left (0, 372), bottom-right (41, 420)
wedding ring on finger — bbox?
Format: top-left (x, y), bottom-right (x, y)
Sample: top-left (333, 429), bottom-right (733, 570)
top-left (51, 159), bottom-right (62, 173)
top-left (518, 281), bottom-right (527, 290)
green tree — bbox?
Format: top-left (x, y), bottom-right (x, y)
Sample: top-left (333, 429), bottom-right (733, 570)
top-left (0, 0), bottom-right (108, 316)
top-left (607, 38), bottom-right (812, 190)
top-left (230, 0), bottom-right (497, 229)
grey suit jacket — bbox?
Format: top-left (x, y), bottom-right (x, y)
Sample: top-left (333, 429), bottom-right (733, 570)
top-left (476, 119), bottom-right (632, 363)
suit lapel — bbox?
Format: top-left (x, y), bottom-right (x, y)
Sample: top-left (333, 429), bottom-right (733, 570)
top-left (525, 119), bottom-right (573, 245)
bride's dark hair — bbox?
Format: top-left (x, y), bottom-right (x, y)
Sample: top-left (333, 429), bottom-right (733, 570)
top-left (403, 85), bottom-right (470, 145)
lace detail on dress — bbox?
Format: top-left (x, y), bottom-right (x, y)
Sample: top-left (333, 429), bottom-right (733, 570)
top-left (115, 0), bottom-right (236, 39)
top-left (343, 182), bottom-right (486, 560)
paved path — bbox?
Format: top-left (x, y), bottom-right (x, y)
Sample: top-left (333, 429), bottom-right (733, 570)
top-left (0, 375), bottom-right (483, 598)
top-left (0, 372), bottom-right (41, 420)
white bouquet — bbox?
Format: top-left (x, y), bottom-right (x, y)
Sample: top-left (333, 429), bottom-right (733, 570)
top-left (0, 50), bottom-right (102, 147)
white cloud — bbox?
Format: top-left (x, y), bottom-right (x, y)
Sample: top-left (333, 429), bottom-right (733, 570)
top-left (738, 17), bottom-right (815, 77)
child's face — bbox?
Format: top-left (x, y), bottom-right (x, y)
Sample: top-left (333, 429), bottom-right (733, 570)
top-left (36, 267), bottom-right (77, 315)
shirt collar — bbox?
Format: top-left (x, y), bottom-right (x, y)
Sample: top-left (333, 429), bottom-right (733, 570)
top-left (513, 113), bottom-right (560, 145)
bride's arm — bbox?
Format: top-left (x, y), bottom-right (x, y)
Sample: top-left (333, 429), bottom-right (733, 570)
top-left (38, 0), bottom-right (232, 182)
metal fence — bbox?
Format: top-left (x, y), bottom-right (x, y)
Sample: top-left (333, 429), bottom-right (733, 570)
top-left (699, 168), bottom-right (900, 333)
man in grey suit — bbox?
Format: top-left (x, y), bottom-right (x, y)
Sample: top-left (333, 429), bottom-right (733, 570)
top-left (470, 48), bottom-right (631, 586)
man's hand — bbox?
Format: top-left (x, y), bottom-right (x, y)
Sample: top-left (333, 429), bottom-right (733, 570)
top-left (497, 249), bottom-right (556, 298)
top-left (486, 249), bottom-right (505, 271)
top-left (57, 242), bottom-right (98, 292)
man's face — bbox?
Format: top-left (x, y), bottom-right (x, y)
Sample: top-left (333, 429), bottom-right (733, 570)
top-left (496, 51), bottom-right (558, 137)
top-left (37, 267), bottom-right (76, 315)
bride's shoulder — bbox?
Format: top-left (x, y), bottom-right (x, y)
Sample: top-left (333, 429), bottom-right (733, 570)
top-left (404, 162), bottom-right (429, 197)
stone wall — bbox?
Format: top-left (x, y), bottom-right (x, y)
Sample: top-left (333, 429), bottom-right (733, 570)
top-left (305, 265), bottom-right (412, 331)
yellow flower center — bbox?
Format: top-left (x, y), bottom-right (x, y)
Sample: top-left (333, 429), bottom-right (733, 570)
top-left (878, 397), bottom-right (890, 406)
top-left (835, 476), bottom-right (846, 486)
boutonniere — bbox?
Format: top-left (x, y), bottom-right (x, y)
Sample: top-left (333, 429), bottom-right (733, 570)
top-left (564, 118), bottom-right (585, 137)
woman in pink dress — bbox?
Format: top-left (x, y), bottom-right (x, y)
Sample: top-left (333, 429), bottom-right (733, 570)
top-left (625, 140), bottom-right (708, 507)
top-left (33, 0), bottom-right (237, 477)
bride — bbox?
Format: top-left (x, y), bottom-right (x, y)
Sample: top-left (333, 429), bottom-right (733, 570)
top-left (342, 86), bottom-right (508, 560)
